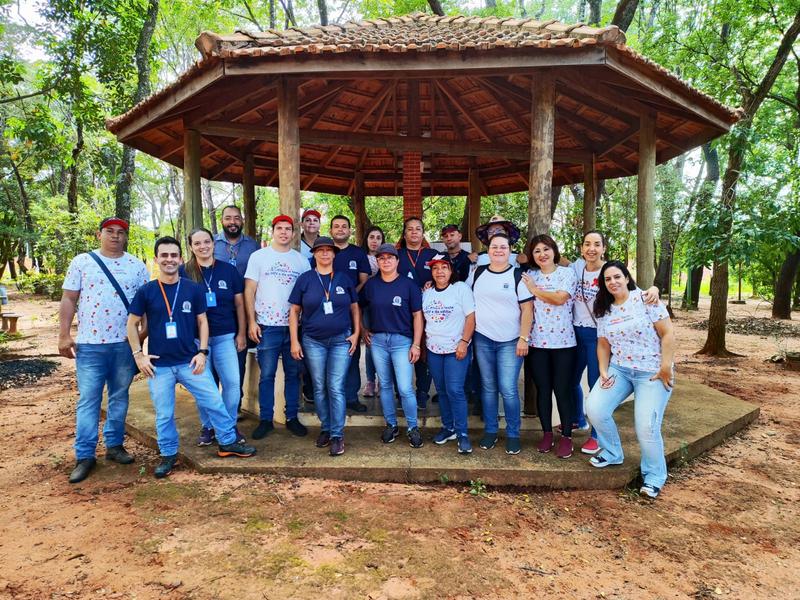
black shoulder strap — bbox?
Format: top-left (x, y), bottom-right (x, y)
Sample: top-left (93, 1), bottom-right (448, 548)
top-left (88, 251), bottom-right (130, 310)
top-left (471, 264), bottom-right (489, 289)
top-left (513, 267), bottom-right (524, 297)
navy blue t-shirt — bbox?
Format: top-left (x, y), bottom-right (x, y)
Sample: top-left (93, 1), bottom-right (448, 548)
top-left (178, 261), bottom-right (243, 337)
top-left (289, 270), bottom-right (358, 340)
top-left (397, 247), bottom-right (438, 287)
top-left (448, 249), bottom-right (473, 283)
top-left (311, 244), bottom-right (370, 289)
top-left (129, 278), bottom-right (207, 367)
top-left (362, 275), bottom-right (422, 338)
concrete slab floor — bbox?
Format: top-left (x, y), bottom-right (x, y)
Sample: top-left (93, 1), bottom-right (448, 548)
top-left (122, 378), bottom-right (758, 489)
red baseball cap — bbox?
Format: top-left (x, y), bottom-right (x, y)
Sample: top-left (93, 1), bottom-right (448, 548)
top-left (99, 217), bottom-right (129, 231)
top-left (302, 209), bottom-right (321, 220)
top-left (272, 214), bottom-right (294, 227)
top-left (425, 254), bottom-right (453, 268)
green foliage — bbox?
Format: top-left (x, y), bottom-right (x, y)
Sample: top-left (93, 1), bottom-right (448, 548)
top-left (15, 272), bottom-right (64, 300)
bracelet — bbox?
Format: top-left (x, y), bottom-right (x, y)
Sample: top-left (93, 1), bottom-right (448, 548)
top-left (412, 344), bottom-right (421, 349)
top-left (132, 349), bottom-right (142, 356)
top-left (518, 336), bottom-right (529, 343)
top-left (459, 339), bottom-right (471, 345)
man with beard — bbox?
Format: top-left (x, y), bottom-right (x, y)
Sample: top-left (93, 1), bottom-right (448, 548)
top-left (440, 224), bottom-right (473, 283)
top-left (213, 205), bottom-right (260, 278)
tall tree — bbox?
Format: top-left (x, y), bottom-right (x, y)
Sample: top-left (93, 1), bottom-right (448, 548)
top-left (699, 10), bottom-right (800, 355)
top-left (114, 0), bottom-right (159, 223)
top-left (612, 0), bottom-right (638, 31)
top-left (428, 0), bottom-right (445, 16)
top-left (317, 0), bottom-right (328, 26)
top-left (588, 0), bottom-right (602, 25)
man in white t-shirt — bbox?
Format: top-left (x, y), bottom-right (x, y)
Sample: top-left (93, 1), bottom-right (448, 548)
top-left (245, 215), bottom-right (311, 440)
top-left (59, 217), bottom-right (149, 484)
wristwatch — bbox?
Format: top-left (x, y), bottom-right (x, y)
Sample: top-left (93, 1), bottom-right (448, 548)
top-left (519, 335), bottom-right (529, 343)
top-left (197, 348), bottom-right (210, 356)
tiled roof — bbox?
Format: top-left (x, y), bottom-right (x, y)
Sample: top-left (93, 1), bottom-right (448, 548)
top-left (194, 13), bottom-right (626, 58)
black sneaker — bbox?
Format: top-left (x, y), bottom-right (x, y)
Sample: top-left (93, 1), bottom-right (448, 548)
top-left (286, 418), bottom-right (308, 437)
top-left (408, 427), bottom-right (424, 449)
top-left (234, 428), bottom-right (246, 445)
top-left (346, 401), bottom-right (368, 413)
top-left (154, 455), bottom-right (177, 478)
top-left (329, 437), bottom-right (345, 456)
top-left (479, 433), bottom-right (497, 450)
top-left (381, 424), bottom-right (399, 444)
top-left (316, 431), bottom-right (331, 448)
top-left (68, 458), bottom-right (96, 483)
top-left (252, 420), bottom-right (274, 440)
top-left (105, 445), bottom-right (134, 464)
top-left (217, 442), bottom-right (257, 458)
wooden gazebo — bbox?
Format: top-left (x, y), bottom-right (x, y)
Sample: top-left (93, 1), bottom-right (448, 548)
top-left (107, 12), bottom-right (741, 286)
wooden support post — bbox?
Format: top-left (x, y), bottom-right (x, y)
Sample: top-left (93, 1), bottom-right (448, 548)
top-left (183, 128), bottom-right (202, 238)
top-left (527, 71), bottom-right (556, 238)
top-left (353, 171), bottom-right (367, 241)
top-left (583, 155), bottom-right (598, 234)
top-left (278, 77), bottom-right (300, 248)
top-left (243, 154), bottom-right (256, 238)
top-left (637, 111), bottom-right (656, 288)
top-left (468, 168), bottom-right (482, 252)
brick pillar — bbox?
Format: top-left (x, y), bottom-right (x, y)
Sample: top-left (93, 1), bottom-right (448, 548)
top-left (402, 151), bottom-right (422, 219)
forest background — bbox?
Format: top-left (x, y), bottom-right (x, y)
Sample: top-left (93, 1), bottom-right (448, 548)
top-left (1, 0), bottom-right (799, 357)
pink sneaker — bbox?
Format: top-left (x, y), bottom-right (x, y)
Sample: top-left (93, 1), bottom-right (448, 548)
top-left (581, 438), bottom-right (600, 455)
top-left (556, 436), bottom-right (573, 459)
top-left (537, 432), bottom-right (554, 453)
top-left (362, 381), bottom-right (376, 397)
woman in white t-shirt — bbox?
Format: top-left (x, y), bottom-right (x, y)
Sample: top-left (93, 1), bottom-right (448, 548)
top-left (568, 231), bottom-right (660, 456)
top-left (522, 234), bottom-right (577, 459)
top-left (467, 233), bottom-right (533, 456)
top-left (422, 255), bottom-right (476, 454)
top-left (586, 260), bottom-right (675, 499)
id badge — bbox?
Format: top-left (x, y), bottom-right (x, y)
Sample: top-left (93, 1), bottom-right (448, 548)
top-left (323, 301), bottom-right (333, 315)
top-left (206, 291), bottom-right (217, 307)
top-left (165, 322), bottom-right (178, 339)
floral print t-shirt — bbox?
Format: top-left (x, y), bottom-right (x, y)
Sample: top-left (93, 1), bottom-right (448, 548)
top-left (245, 246), bottom-right (310, 326)
top-left (422, 282), bottom-right (475, 354)
top-left (62, 251), bottom-right (149, 344)
top-left (528, 266), bottom-right (577, 348)
top-left (570, 258), bottom-right (601, 328)
top-left (597, 289), bottom-right (670, 372)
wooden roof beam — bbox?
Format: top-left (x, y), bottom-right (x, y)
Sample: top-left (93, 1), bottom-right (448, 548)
top-left (433, 83), bottom-right (463, 142)
top-left (196, 121), bottom-right (590, 163)
top-left (435, 80), bottom-right (493, 143)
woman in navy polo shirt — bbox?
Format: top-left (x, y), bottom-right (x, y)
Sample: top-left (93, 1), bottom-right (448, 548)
top-left (362, 243), bottom-right (424, 449)
top-left (180, 228), bottom-right (246, 446)
top-left (289, 237), bottom-right (360, 456)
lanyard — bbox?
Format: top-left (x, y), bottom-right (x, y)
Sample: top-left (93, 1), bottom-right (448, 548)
top-left (202, 261), bottom-right (215, 291)
top-left (157, 278), bottom-right (181, 322)
top-left (227, 242), bottom-right (239, 261)
top-left (581, 265), bottom-right (598, 325)
top-left (406, 249), bottom-right (419, 269)
top-left (316, 270), bottom-right (334, 301)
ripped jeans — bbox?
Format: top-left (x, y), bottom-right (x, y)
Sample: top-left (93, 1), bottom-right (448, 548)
top-left (586, 364), bottom-right (672, 488)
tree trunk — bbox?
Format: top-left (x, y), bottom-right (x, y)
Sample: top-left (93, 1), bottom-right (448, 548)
top-left (653, 157), bottom-right (683, 293)
top-left (66, 119), bottom-right (84, 214)
top-left (113, 0), bottom-right (159, 223)
top-left (427, 0), bottom-right (445, 16)
top-left (269, 0), bottom-right (276, 28)
top-left (203, 180), bottom-right (217, 235)
top-left (518, 0), bottom-right (528, 17)
top-left (611, 0), bottom-right (639, 32)
top-left (588, 0), bottom-right (602, 25)
top-left (793, 267), bottom-right (800, 309)
top-left (316, 0), bottom-right (328, 25)
top-left (682, 267), bottom-right (703, 310)
top-left (699, 10), bottom-right (800, 356)
top-left (8, 156), bottom-right (33, 273)
top-left (772, 248), bottom-right (800, 319)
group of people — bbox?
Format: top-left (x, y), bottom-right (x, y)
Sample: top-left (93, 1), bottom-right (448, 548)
top-left (60, 207), bottom-right (675, 499)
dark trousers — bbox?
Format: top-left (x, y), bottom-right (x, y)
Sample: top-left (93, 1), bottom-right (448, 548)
top-left (528, 346), bottom-right (576, 437)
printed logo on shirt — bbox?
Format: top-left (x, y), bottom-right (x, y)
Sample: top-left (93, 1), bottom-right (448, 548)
top-left (503, 283), bottom-right (510, 289)
top-left (348, 260), bottom-right (357, 270)
top-left (392, 296), bottom-right (402, 307)
top-left (218, 280), bottom-right (228, 290)
top-left (182, 301), bottom-right (192, 313)
top-left (609, 314), bottom-right (635, 326)
top-left (335, 286), bottom-right (345, 295)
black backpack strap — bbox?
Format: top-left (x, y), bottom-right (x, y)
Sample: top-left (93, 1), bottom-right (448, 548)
top-left (88, 251), bottom-right (130, 310)
top-left (471, 264), bottom-right (489, 289)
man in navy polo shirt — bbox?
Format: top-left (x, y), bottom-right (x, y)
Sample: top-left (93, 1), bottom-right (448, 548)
top-left (127, 236), bottom-right (256, 478)
top-left (320, 215), bottom-right (370, 412)
top-left (440, 224), bottom-right (474, 283)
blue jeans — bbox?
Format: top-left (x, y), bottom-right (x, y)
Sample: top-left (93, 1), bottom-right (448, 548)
top-left (473, 332), bottom-right (523, 438)
top-left (303, 333), bottom-right (351, 438)
top-left (573, 325), bottom-right (600, 431)
top-left (370, 333), bottom-right (417, 429)
top-left (365, 344), bottom-right (377, 383)
top-left (74, 342), bottom-right (138, 460)
top-left (586, 364), bottom-right (673, 488)
top-left (196, 333), bottom-right (240, 428)
top-left (147, 363), bottom-right (237, 456)
top-left (256, 325), bottom-right (300, 422)
top-left (427, 351), bottom-right (470, 436)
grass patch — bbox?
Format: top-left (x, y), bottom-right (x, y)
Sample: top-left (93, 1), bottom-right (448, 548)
top-left (326, 510), bottom-right (349, 523)
top-left (133, 481), bottom-right (206, 506)
top-left (366, 528), bottom-right (388, 543)
top-left (244, 515), bottom-right (273, 533)
top-left (286, 518), bottom-right (307, 534)
top-left (262, 547), bottom-right (307, 578)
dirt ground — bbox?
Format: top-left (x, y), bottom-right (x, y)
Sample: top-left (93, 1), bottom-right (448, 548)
top-left (0, 291), bottom-right (798, 600)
